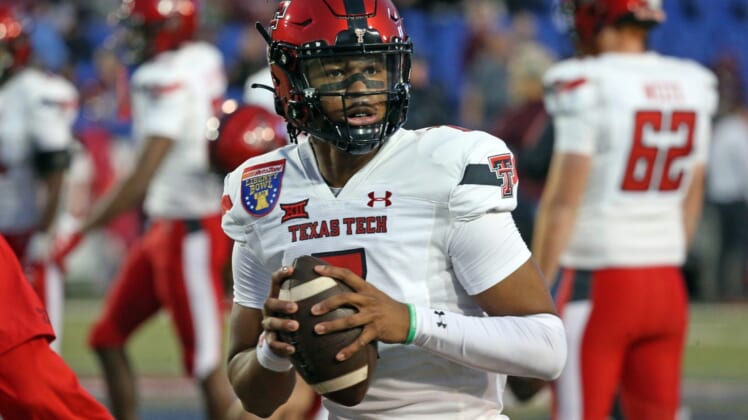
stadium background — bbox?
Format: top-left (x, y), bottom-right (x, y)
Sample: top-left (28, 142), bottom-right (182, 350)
top-left (14, 0), bottom-right (748, 418)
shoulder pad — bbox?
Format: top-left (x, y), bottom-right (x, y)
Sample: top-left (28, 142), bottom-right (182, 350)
top-left (21, 71), bottom-right (78, 112)
top-left (543, 58), bottom-right (598, 116)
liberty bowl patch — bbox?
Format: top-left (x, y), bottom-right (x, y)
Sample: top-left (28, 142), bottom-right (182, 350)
top-left (241, 159), bottom-right (285, 217)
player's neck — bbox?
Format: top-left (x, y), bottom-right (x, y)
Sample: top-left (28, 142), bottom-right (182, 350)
top-left (597, 27), bottom-right (647, 54)
top-left (309, 138), bottom-right (379, 188)
top-left (610, 38), bottom-right (647, 53)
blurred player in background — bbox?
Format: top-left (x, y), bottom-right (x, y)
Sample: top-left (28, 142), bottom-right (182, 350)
top-left (0, 4), bottom-right (78, 351)
top-left (0, 234), bottom-right (113, 420)
top-left (208, 103), bottom-right (288, 176)
top-left (55, 0), bottom-right (245, 419)
top-left (530, 0), bottom-right (718, 418)
top-left (243, 65), bottom-right (276, 113)
top-left (221, 0), bottom-right (566, 418)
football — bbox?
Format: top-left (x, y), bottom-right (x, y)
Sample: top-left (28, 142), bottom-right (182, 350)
top-left (276, 255), bottom-right (377, 407)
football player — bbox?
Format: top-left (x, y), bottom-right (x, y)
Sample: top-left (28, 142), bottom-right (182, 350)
top-left (221, 0), bottom-right (567, 418)
top-left (531, 0), bottom-right (718, 419)
top-left (54, 1), bottom-right (246, 419)
top-left (0, 5), bottom-right (78, 352)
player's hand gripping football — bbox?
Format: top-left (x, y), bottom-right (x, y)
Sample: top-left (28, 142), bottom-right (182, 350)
top-left (264, 263), bottom-right (410, 361)
top-left (261, 264), bottom-right (302, 358)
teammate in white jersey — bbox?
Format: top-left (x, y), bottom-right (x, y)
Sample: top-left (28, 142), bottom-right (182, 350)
top-left (55, 1), bottom-right (246, 419)
top-left (220, 1), bottom-right (567, 419)
top-left (530, 1), bottom-right (718, 419)
top-left (0, 5), bottom-right (78, 351)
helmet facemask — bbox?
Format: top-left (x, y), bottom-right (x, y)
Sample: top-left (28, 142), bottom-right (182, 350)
top-left (114, 0), bottom-right (197, 65)
top-left (271, 31), bottom-right (412, 155)
top-left (116, 18), bottom-right (154, 65)
top-left (0, 42), bottom-right (16, 82)
top-left (0, 7), bottom-right (31, 84)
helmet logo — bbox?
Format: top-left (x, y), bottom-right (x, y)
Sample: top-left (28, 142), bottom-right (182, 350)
top-left (354, 28), bottom-right (366, 44)
top-left (487, 154), bottom-right (517, 199)
top-left (270, 1), bottom-right (290, 31)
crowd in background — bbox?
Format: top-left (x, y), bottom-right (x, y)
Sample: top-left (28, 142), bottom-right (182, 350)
top-left (20, 0), bottom-right (748, 302)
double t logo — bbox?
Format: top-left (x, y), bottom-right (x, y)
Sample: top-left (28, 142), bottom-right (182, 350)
top-left (488, 154), bottom-right (517, 198)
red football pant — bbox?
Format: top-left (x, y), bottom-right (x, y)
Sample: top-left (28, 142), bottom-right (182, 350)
top-left (88, 214), bottom-right (230, 379)
top-left (553, 266), bottom-right (688, 420)
top-left (0, 337), bottom-right (113, 420)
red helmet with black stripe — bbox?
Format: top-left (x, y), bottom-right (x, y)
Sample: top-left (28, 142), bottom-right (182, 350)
top-left (264, 0), bottom-right (412, 154)
top-left (0, 5), bottom-right (31, 83)
top-left (208, 104), bottom-right (288, 175)
top-left (116, 0), bottom-right (197, 64)
top-left (569, 0), bottom-right (665, 54)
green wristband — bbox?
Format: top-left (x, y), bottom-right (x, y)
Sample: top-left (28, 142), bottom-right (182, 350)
top-left (404, 303), bottom-right (417, 345)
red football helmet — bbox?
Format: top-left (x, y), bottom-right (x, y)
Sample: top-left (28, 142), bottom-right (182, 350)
top-left (0, 5), bottom-right (31, 82)
top-left (208, 104), bottom-right (288, 174)
top-left (265, 0), bottom-right (412, 155)
top-left (116, 0), bottom-right (197, 63)
top-left (569, 0), bottom-right (665, 53)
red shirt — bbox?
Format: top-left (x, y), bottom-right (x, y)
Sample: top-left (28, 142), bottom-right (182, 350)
top-left (0, 235), bottom-right (55, 355)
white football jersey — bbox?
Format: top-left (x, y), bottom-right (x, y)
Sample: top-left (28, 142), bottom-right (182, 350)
top-left (0, 68), bottom-right (78, 232)
top-left (222, 126), bottom-right (529, 419)
top-left (543, 52), bottom-right (717, 268)
top-left (131, 41), bottom-right (226, 218)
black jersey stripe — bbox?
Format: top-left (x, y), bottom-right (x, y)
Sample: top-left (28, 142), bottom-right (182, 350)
top-left (459, 164), bottom-right (503, 186)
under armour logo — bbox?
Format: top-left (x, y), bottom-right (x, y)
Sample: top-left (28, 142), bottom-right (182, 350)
top-left (367, 191), bottom-right (392, 207)
top-left (434, 310), bottom-right (447, 328)
top-left (354, 28), bottom-right (366, 44)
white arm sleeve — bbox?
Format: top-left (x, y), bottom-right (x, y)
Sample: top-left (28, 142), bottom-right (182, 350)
top-left (413, 309), bottom-right (566, 380)
top-left (449, 212), bottom-right (531, 295)
top-left (232, 241), bottom-right (271, 309)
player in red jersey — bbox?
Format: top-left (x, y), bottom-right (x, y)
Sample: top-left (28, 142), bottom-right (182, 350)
top-left (530, 1), bottom-right (718, 419)
top-left (0, 234), bottom-right (113, 420)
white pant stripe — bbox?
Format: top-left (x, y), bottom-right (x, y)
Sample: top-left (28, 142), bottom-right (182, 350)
top-left (556, 300), bottom-right (592, 420)
top-left (183, 230), bottom-right (221, 380)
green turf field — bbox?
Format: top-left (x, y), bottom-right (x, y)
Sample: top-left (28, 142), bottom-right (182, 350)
top-left (61, 300), bottom-right (748, 418)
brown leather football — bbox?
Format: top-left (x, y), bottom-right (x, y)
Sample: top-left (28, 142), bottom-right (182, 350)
top-left (276, 255), bottom-right (377, 406)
